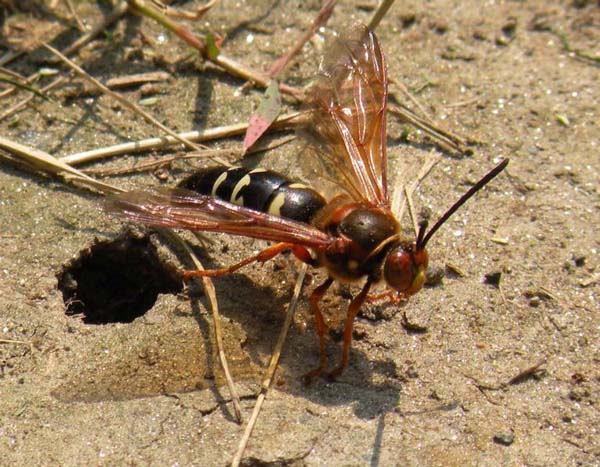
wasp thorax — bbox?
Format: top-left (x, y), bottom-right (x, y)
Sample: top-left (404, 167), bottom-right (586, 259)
top-left (384, 244), bottom-right (429, 295)
top-left (338, 207), bottom-right (399, 251)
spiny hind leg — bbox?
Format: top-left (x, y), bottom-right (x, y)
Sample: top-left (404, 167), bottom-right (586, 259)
top-left (326, 280), bottom-right (372, 381)
top-left (183, 242), bottom-right (315, 279)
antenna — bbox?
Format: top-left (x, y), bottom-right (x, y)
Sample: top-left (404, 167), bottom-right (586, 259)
top-left (415, 220), bottom-right (428, 251)
top-left (419, 159), bottom-right (509, 249)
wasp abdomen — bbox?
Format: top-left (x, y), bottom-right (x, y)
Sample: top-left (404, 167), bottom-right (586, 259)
top-left (179, 167), bottom-right (326, 224)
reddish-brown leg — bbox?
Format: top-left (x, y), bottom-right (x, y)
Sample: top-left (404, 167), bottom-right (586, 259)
top-left (366, 288), bottom-right (403, 304)
top-left (302, 277), bottom-right (334, 385)
top-left (327, 280), bottom-right (372, 381)
top-left (183, 242), bottom-right (314, 279)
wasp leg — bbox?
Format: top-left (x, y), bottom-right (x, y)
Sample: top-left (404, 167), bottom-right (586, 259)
top-left (366, 289), bottom-right (403, 304)
top-left (302, 277), bottom-right (334, 385)
top-left (327, 280), bottom-right (372, 381)
top-left (183, 242), bottom-right (315, 279)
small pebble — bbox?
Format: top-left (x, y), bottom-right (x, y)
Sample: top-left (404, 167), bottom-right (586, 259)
top-left (493, 432), bottom-right (515, 446)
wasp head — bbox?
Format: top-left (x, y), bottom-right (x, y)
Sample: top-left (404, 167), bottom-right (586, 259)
top-left (383, 241), bottom-right (429, 296)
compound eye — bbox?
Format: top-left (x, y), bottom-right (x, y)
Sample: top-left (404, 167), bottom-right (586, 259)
top-left (384, 249), bottom-right (415, 293)
top-left (384, 247), bottom-right (428, 295)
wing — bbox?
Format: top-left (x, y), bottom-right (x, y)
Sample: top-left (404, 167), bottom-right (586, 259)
top-left (301, 25), bottom-right (389, 207)
top-left (105, 187), bottom-right (332, 248)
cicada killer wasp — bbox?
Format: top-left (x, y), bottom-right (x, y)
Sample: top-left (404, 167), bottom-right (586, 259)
top-left (106, 26), bottom-right (508, 382)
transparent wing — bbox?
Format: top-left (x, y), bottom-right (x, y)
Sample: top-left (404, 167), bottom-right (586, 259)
top-left (301, 26), bottom-right (389, 207)
top-left (105, 187), bottom-right (332, 248)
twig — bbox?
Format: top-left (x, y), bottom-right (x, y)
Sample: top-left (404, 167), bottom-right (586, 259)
top-left (159, 0), bottom-right (222, 20)
top-left (64, 0), bottom-right (86, 31)
top-left (404, 185), bottom-right (419, 238)
top-left (446, 261), bottom-right (466, 277)
top-left (0, 337), bottom-right (35, 355)
top-left (0, 76), bottom-right (64, 122)
top-left (0, 76), bottom-right (51, 102)
top-left (394, 152), bottom-right (441, 221)
top-left (507, 358), bottom-right (547, 386)
top-left (0, 69), bottom-right (40, 100)
top-left (0, 135), bottom-right (119, 194)
top-left (0, 66), bottom-right (27, 82)
top-left (368, 0), bottom-right (396, 31)
top-left (463, 357), bottom-right (548, 397)
top-left (268, 0), bottom-right (337, 78)
top-left (389, 77), bottom-right (433, 120)
top-left (388, 77), bottom-right (470, 152)
top-left (230, 264), bottom-right (307, 467)
top-left (551, 30), bottom-right (600, 66)
top-left (105, 71), bottom-right (171, 88)
top-left (0, 50), bottom-right (24, 68)
top-left (388, 104), bottom-right (466, 154)
top-left (60, 1), bottom-right (129, 58)
top-left (580, 272), bottom-right (600, 288)
top-left (0, 338), bottom-right (31, 346)
top-left (444, 97), bottom-right (480, 108)
top-left (60, 111), bottom-right (301, 166)
top-left (82, 135), bottom-right (296, 176)
top-left (213, 54), bottom-right (302, 100)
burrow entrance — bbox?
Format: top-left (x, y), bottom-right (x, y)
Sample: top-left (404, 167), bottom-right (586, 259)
top-left (57, 231), bottom-right (182, 324)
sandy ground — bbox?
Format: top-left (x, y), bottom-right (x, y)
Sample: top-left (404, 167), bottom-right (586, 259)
top-left (0, 1), bottom-right (598, 466)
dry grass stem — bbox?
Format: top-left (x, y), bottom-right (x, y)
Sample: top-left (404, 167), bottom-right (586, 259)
top-left (82, 135), bottom-right (296, 177)
top-left (105, 71), bottom-right (171, 88)
top-left (389, 104), bottom-right (466, 154)
top-left (160, 0), bottom-right (222, 20)
top-left (212, 54), bottom-right (303, 100)
top-left (0, 69), bottom-right (40, 100)
top-left (368, 0), bottom-right (396, 31)
top-left (389, 77), bottom-right (434, 120)
top-left (404, 185), bottom-right (419, 238)
top-left (0, 338), bottom-right (31, 346)
top-left (231, 264), bottom-right (308, 467)
top-left (507, 358), bottom-right (547, 386)
top-left (268, 0), bottom-right (336, 78)
top-left (159, 228), bottom-right (243, 424)
top-left (394, 152), bottom-right (441, 222)
top-left (0, 50), bottom-right (24, 68)
top-left (64, 0), bottom-right (86, 31)
top-left (0, 75), bottom-right (64, 122)
top-left (0, 135), bottom-right (119, 194)
top-left (0, 66), bottom-right (27, 81)
top-left (59, 1), bottom-right (129, 58)
top-left (60, 111), bottom-right (301, 166)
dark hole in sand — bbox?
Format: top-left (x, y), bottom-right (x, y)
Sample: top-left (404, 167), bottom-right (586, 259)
top-left (57, 231), bottom-right (182, 324)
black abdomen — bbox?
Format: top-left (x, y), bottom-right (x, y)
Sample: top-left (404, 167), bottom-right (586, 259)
top-left (179, 167), bottom-right (326, 224)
